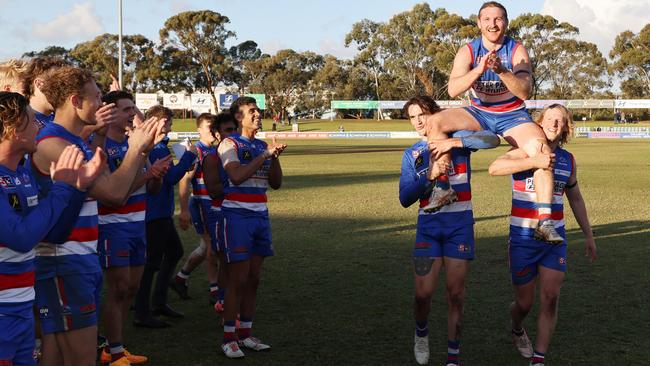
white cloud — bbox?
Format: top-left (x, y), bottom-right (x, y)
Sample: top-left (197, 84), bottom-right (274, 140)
top-left (170, 0), bottom-right (194, 14)
top-left (318, 39), bottom-right (357, 60)
top-left (31, 2), bottom-right (103, 42)
top-left (259, 40), bottom-right (290, 55)
top-left (541, 0), bottom-right (650, 57)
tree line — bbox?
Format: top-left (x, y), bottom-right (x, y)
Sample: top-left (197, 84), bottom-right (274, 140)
top-left (23, 4), bottom-right (650, 118)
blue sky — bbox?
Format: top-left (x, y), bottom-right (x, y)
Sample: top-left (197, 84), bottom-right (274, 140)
top-left (1, 0), bottom-right (648, 61)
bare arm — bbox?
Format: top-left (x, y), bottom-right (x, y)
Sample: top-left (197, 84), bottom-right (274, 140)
top-left (177, 169), bottom-right (193, 231)
top-left (203, 154), bottom-right (224, 199)
top-left (268, 157), bottom-right (283, 190)
top-left (492, 45), bottom-right (532, 100)
top-left (565, 159), bottom-right (597, 262)
top-left (488, 148), bottom-right (554, 176)
top-left (33, 119), bottom-right (162, 207)
top-left (448, 45), bottom-right (486, 98)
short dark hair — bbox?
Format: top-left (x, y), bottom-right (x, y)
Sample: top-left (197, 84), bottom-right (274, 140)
top-left (102, 90), bottom-right (133, 105)
top-left (229, 96), bottom-right (257, 117)
top-left (479, 1), bottom-right (508, 20)
top-left (402, 95), bottom-right (441, 118)
top-left (196, 112), bottom-right (214, 127)
top-left (210, 112), bottom-right (236, 135)
top-left (145, 105), bottom-right (173, 120)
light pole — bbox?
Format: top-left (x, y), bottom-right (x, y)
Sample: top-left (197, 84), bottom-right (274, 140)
top-left (118, 0), bottom-right (123, 89)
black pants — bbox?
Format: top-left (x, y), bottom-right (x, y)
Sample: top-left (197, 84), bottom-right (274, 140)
top-left (134, 217), bottom-right (184, 319)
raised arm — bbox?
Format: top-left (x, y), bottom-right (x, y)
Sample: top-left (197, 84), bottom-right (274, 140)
top-left (219, 138), bottom-right (275, 186)
top-left (448, 45), bottom-right (489, 98)
top-left (565, 158), bottom-right (597, 262)
top-left (488, 148), bottom-right (554, 176)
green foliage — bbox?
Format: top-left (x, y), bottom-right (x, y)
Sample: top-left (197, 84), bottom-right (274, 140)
top-left (159, 10), bottom-right (236, 108)
top-left (609, 24), bottom-right (650, 97)
top-left (70, 33), bottom-right (158, 92)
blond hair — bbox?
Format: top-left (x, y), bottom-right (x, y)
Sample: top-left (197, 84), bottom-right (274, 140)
top-left (0, 59), bottom-right (28, 93)
top-left (0, 92), bottom-right (29, 141)
top-left (534, 104), bottom-right (574, 146)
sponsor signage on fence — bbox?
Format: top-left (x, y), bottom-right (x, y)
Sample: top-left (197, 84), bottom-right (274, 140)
top-left (135, 93), bottom-right (159, 110)
top-left (246, 94), bottom-right (266, 110)
top-left (191, 94), bottom-right (212, 113)
top-left (614, 99), bottom-right (650, 109)
top-left (219, 93), bottom-right (238, 108)
top-left (588, 132), bottom-right (650, 139)
top-left (163, 93), bottom-right (187, 109)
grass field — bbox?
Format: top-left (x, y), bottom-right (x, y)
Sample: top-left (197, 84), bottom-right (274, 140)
top-left (172, 118), bottom-right (650, 133)
top-left (120, 138), bottom-right (650, 366)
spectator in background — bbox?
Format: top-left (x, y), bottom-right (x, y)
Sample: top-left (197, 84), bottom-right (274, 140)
top-left (134, 106), bottom-right (197, 328)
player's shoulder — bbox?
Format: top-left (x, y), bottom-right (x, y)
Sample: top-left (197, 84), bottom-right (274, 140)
top-left (404, 140), bottom-right (427, 159)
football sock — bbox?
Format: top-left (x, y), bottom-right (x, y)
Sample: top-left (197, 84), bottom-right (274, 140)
top-left (238, 317), bottom-right (253, 339)
top-left (415, 320), bottom-right (429, 337)
top-left (512, 327), bottom-right (524, 337)
top-left (530, 350), bottom-right (545, 366)
top-left (109, 343), bottom-right (125, 362)
top-left (209, 283), bottom-right (219, 297)
top-left (175, 269), bottom-right (190, 284)
top-left (435, 175), bottom-right (450, 190)
top-left (447, 340), bottom-right (460, 365)
top-left (223, 321), bottom-right (237, 344)
top-left (537, 203), bottom-right (552, 222)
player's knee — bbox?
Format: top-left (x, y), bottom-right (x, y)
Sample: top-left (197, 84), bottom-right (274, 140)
top-left (110, 279), bottom-right (130, 302)
top-left (127, 283), bottom-right (140, 299)
top-left (540, 289), bottom-right (560, 311)
top-left (522, 138), bottom-right (547, 157)
top-left (446, 287), bottom-right (465, 309)
top-left (414, 291), bottom-right (432, 306)
top-left (515, 294), bottom-right (534, 313)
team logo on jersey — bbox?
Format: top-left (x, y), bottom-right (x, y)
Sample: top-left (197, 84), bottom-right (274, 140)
top-left (242, 150), bottom-right (252, 160)
top-left (21, 173), bottom-right (30, 185)
top-left (8, 193), bottom-right (21, 211)
top-left (414, 155), bottom-right (424, 168)
top-left (558, 257), bottom-right (566, 265)
top-left (0, 176), bottom-right (14, 188)
top-left (113, 157), bottom-right (123, 168)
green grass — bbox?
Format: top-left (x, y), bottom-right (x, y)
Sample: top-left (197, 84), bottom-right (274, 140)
top-left (120, 138), bottom-right (650, 365)
top-left (172, 118), bottom-right (650, 133)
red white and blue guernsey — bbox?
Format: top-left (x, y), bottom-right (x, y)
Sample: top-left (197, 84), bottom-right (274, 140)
top-left (98, 137), bottom-right (146, 238)
top-left (508, 147), bottom-right (574, 285)
top-left (464, 36), bottom-right (533, 136)
top-left (31, 123), bottom-right (100, 278)
top-left (218, 134), bottom-right (270, 215)
top-left (189, 141), bottom-right (220, 236)
top-left (0, 163), bottom-right (81, 364)
top-left (217, 133), bottom-right (273, 263)
top-left (399, 131), bottom-right (500, 260)
top-left (510, 147), bottom-right (573, 240)
top-left (97, 137), bottom-right (147, 268)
